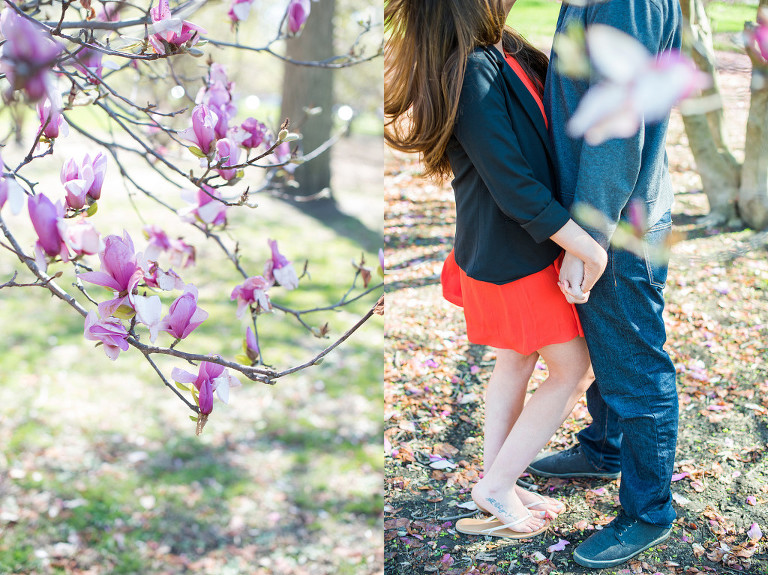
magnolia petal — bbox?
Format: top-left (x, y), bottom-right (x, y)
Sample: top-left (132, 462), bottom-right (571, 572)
top-left (171, 367), bottom-right (198, 385)
top-left (78, 270), bottom-right (122, 291)
top-left (586, 24), bottom-right (650, 84)
top-left (102, 343), bottom-right (121, 360)
top-left (134, 294), bottom-right (163, 343)
top-left (97, 295), bottom-right (128, 318)
top-left (232, 2), bottom-right (251, 22)
top-left (7, 179), bottom-right (26, 215)
top-left (566, 82), bottom-right (629, 140)
top-left (151, 17), bottom-right (184, 36)
top-left (547, 539), bottom-right (571, 553)
top-left (197, 200), bottom-right (225, 224)
top-left (584, 108), bottom-right (641, 146)
top-left (213, 374), bottom-right (230, 403)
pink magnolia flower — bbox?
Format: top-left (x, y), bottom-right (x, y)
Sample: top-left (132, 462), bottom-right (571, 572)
top-left (567, 25), bottom-right (710, 145)
top-left (79, 232), bottom-right (146, 317)
top-left (148, 0), bottom-right (207, 55)
top-left (263, 239), bottom-right (298, 290)
top-left (378, 247), bottom-right (385, 271)
top-left (37, 88), bottom-right (66, 134)
top-left (196, 66), bottom-right (236, 139)
top-left (63, 219), bottom-right (101, 256)
top-left (748, 523), bottom-right (763, 541)
top-left (271, 141), bottom-right (296, 173)
top-left (215, 138), bottom-right (242, 180)
top-left (159, 285), bottom-right (208, 340)
top-left (71, 46), bottom-right (104, 83)
top-left (143, 262), bottom-right (185, 291)
top-left (27, 193), bottom-right (69, 260)
top-left (180, 104), bottom-right (218, 155)
top-left (231, 276), bottom-right (272, 318)
top-left (172, 361), bottom-right (241, 414)
top-left (287, 0), bottom-right (311, 34)
top-left (228, 0), bottom-right (256, 24)
top-left (239, 117), bottom-right (267, 149)
top-left (181, 185), bottom-right (228, 227)
top-left (84, 311), bottom-right (130, 360)
top-left (245, 325), bottom-right (260, 362)
top-left (168, 238), bottom-right (196, 268)
top-left (0, 9), bottom-right (62, 101)
top-left (37, 94), bottom-right (68, 140)
top-left (143, 225), bottom-right (172, 261)
top-left (60, 152), bottom-right (107, 209)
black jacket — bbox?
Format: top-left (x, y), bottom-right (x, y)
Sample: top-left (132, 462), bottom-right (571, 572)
top-left (447, 45), bottom-right (570, 284)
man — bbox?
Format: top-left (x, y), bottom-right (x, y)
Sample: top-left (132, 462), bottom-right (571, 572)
top-left (531, 0), bottom-right (682, 569)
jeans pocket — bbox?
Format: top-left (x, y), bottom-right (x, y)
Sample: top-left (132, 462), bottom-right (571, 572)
top-left (642, 212), bottom-right (672, 290)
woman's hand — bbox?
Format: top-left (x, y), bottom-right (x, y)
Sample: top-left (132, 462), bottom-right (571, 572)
top-left (550, 219), bottom-right (608, 301)
top-left (558, 252), bottom-right (589, 304)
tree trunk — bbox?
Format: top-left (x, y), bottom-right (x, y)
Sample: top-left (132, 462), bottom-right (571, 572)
top-left (679, 0), bottom-right (741, 224)
top-left (738, 0), bottom-right (768, 229)
top-left (280, 0), bottom-right (336, 197)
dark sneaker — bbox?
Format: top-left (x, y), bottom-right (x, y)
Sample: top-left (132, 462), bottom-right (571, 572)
top-left (573, 511), bottom-right (672, 569)
top-left (526, 445), bottom-right (620, 480)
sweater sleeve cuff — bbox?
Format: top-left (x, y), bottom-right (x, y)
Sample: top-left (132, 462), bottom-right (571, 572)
top-left (521, 199), bottom-right (572, 244)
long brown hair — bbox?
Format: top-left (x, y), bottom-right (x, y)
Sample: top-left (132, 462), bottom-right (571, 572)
top-left (384, 0), bottom-right (548, 180)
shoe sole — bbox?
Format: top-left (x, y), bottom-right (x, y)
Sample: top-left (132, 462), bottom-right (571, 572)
top-left (572, 528), bottom-right (672, 568)
top-left (525, 466), bottom-right (620, 480)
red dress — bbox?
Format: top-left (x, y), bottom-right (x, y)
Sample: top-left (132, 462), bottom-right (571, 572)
top-left (441, 53), bottom-right (583, 355)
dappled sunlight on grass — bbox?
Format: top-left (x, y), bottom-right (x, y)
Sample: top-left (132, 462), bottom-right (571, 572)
top-left (0, 133), bottom-right (383, 573)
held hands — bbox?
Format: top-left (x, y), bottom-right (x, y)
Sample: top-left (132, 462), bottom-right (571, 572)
top-left (558, 252), bottom-right (589, 304)
top-left (549, 219), bottom-right (608, 305)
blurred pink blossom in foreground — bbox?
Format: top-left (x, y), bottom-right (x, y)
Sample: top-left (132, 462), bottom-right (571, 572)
top-left (0, 8), bottom-right (62, 101)
top-left (567, 24), bottom-right (710, 146)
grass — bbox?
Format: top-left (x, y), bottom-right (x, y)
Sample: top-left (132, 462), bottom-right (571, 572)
top-left (708, 1), bottom-right (760, 34)
top-left (510, 0), bottom-right (762, 52)
top-left (509, 0), bottom-right (561, 46)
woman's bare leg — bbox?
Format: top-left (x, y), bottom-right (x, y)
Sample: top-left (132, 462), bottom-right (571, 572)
top-left (472, 337), bottom-right (593, 531)
top-left (483, 349), bottom-right (538, 473)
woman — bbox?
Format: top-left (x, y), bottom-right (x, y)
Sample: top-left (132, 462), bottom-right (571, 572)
top-left (384, 0), bottom-right (607, 538)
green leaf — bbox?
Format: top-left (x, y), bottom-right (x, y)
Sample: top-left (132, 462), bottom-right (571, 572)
top-left (175, 381), bottom-right (191, 391)
top-left (86, 202), bottom-right (98, 217)
top-left (188, 146), bottom-right (206, 158)
top-left (189, 415), bottom-right (198, 422)
top-left (234, 354), bottom-right (251, 365)
top-left (113, 305), bottom-right (136, 320)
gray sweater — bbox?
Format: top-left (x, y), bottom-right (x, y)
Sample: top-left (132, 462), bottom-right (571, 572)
top-left (544, 0), bottom-right (682, 248)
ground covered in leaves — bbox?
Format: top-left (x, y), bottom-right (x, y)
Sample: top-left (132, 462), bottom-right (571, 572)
top-left (384, 51), bottom-right (768, 575)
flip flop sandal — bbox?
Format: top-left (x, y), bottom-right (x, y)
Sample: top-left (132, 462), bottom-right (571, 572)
top-left (474, 501), bottom-right (548, 521)
top-left (523, 492), bottom-right (568, 518)
top-left (456, 512), bottom-right (550, 540)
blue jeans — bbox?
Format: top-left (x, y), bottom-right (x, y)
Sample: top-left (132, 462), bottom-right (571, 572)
top-left (576, 212), bottom-right (678, 527)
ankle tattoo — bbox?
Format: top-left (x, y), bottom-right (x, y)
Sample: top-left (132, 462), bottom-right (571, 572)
top-left (487, 497), bottom-right (509, 517)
